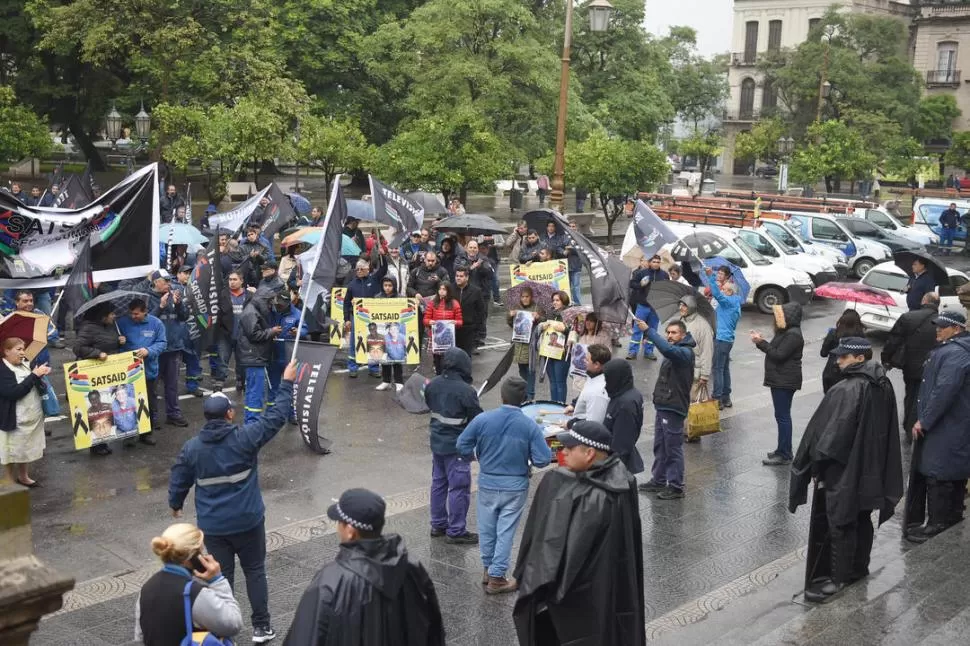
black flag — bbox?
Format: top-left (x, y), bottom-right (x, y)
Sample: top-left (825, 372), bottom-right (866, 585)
top-left (303, 178), bottom-right (347, 312)
top-left (61, 238), bottom-right (95, 317)
top-left (186, 233), bottom-right (231, 355)
top-left (552, 212), bottom-right (631, 324)
top-left (368, 176), bottom-right (424, 247)
top-left (259, 182), bottom-right (299, 241)
top-left (290, 340), bottom-right (337, 455)
top-left (81, 161), bottom-right (98, 197)
top-left (54, 175), bottom-right (94, 209)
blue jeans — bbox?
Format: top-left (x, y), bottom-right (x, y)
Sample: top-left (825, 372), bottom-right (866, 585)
top-left (771, 388), bottom-right (796, 460)
top-left (477, 487), bottom-right (529, 577)
top-left (712, 340), bottom-right (733, 402)
top-left (490, 270), bottom-right (501, 302)
top-left (204, 519), bottom-right (270, 629)
top-left (159, 351), bottom-right (182, 418)
top-left (244, 367), bottom-right (269, 424)
top-left (569, 271), bottom-right (582, 306)
top-left (628, 304), bottom-right (658, 356)
top-left (545, 358), bottom-right (569, 404)
top-left (651, 411), bottom-right (685, 491)
top-left (941, 226), bottom-right (956, 248)
top-left (430, 453), bottom-right (471, 537)
top-left (181, 349), bottom-right (202, 392)
top-left (518, 363), bottom-right (536, 401)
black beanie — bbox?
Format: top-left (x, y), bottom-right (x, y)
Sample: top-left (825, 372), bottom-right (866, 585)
top-left (501, 376), bottom-right (528, 406)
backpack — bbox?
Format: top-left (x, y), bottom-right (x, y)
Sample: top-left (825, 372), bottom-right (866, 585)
top-left (180, 581), bottom-right (234, 646)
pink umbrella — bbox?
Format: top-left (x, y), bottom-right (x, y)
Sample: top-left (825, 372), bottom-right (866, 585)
top-left (814, 282), bottom-right (897, 307)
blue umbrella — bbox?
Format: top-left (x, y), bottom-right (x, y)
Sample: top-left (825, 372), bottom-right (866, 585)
top-left (347, 199), bottom-right (375, 221)
top-left (701, 256), bottom-right (750, 302)
top-left (287, 192), bottom-right (312, 215)
top-left (159, 223), bottom-right (209, 246)
top-left (341, 234), bottom-right (362, 256)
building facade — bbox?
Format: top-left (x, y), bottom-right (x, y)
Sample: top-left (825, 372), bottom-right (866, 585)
top-left (721, 0), bottom-right (915, 176)
top-left (912, 2), bottom-right (970, 134)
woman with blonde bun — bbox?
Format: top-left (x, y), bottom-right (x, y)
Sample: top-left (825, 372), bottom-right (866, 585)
top-left (135, 523), bottom-right (243, 645)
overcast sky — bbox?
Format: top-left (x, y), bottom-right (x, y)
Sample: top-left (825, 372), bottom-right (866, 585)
top-left (643, 0), bottom-right (734, 57)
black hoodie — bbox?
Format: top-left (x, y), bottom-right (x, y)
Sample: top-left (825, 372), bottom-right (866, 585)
top-left (424, 348), bottom-right (483, 454)
top-left (602, 360), bottom-right (645, 475)
top-left (284, 535), bottom-right (444, 646)
top-left (755, 302), bottom-right (804, 391)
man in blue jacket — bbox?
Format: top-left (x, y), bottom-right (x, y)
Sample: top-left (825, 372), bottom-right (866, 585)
top-left (342, 256), bottom-right (387, 378)
top-left (706, 266), bottom-right (742, 408)
top-left (268, 292), bottom-right (307, 423)
top-left (938, 203), bottom-right (960, 255)
top-left (424, 348), bottom-right (483, 544)
top-left (637, 319), bottom-right (696, 500)
top-left (169, 361), bottom-right (297, 644)
top-left (627, 255), bottom-right (668, 360)
top-left (118, 298), bottom-right (168, 444)
top-left (145, 269), bottom-right (190, 427)
top-left (456, 377), bottom-right (551, 594)
top-left (909, 312), bottom-right (970, 543)
top-left (906, 257), bottom-right (937, 312)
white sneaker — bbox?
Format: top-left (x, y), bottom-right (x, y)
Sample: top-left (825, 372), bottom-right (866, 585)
top-left (376, 382), bottom-right (392, 391)
top-left (395, 383), bottom-right (404, 392)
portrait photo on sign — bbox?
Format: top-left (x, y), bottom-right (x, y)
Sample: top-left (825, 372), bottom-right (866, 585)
top-left (538, 329), bottom-right (566, 360)
top-left (353, 297), bottom-right (420, 364)
top-left (65, 352), bottom-right (152, 450)
top-left (432, 320), bottom-right (455, 354)
top-left (382, 322), bottom-right (407, 363)
top-left (512, 310), bottom-right (534, 343)
top-left (569, 343), bottom-right (588, 379)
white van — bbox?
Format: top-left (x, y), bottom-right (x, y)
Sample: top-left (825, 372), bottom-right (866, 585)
top-left (856, 207), bottom-right (938, 246)
top-left (912, 197), bottom-right (970, 247)
top-left (757, 219), bottom-right (850, 278)
top-left (663, 222), bottom-right (815, 314)
top-left (732, 226), bottom-right (839, 285)
top-left (782, 211), bottom-right (893, 277)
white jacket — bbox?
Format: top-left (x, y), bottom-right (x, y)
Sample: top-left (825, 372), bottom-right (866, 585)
top-left (573, 373), bottom-right (609, 424)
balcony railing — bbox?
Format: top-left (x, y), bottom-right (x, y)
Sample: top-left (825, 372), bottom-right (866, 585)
top-left (731, 52), bottom-right (758, 66)
top-left (926, 69), bottom-right (961, 87)
top-left (924, 4), bottom-right (970, 19)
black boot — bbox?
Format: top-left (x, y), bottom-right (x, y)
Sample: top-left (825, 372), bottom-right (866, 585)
top-left (908, 480), bottom-right (953, 544)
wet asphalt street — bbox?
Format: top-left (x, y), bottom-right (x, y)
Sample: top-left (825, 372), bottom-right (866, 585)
top-left (21, 250), bottom-right (970, 645)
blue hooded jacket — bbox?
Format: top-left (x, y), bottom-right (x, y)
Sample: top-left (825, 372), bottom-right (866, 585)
top-left (271, 302), bottom-right (308, 364)
top-left (146, 285), bottom-right (190, 353)
top-left (424, 348), bottom-right (483, 455)
top-left (708, 280), bottom-right (742, 342)
top-left (917, 333), bottom-right (970, 481)
top-left (118, 313), bottom-right (168, 380)
top-left (169, 381), bottom-right (294, 535)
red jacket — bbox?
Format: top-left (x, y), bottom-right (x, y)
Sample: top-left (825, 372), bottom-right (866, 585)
top-left (423, 299), bottom-right (463, 328)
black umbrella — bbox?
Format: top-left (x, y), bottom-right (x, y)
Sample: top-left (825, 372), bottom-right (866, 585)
top-left (405, 191), bottom-right (448, 216)
top-left (74, 290), bottom-right (145, 320)
top-left (477, 346), bottom-right (515, 397)
top-left (670, 232), bottom-right (730, 263)
top-left (645, 281), bottom-right (716, 332)
top-left (522, 208), bottom-right (563, 234)
top-left (433, 213), bottom-right (507, 236)
top-left (893, 249), bottom-right (948, 285)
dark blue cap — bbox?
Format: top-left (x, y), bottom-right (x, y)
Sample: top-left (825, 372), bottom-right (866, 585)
top-left (933, 311), bottom-right (967, 328)
top-left (203, 392), bottom-right (234, 418)
top-left (557, 419), bottom-right (612, 451)
top-left (830, 336), bottom-right (871, 356)
top-left (327, 488), bottom-right (386, 534)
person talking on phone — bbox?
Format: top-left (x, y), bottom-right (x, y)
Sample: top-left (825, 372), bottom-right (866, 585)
top-left (169, 360), bottom-right (299, 644)
top-left (135, 522), bottom-right (243, 645)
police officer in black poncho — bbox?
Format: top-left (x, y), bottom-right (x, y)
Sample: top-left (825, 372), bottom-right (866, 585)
top-left (512, 420), bottom-right (644, 646)
top-left (283, 489), bottom-right (444, 646)
top-left (788, 337), bottom-right (903, 603)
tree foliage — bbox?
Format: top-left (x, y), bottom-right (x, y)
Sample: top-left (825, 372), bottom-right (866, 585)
top-left (734, 118), bottom-right (787, 166)
top-left (679, 130), bottom-right (723, 178)
top-left (295, 116), bottom-right (372, 196)
top-left (914, 95), bottom-right (962, 143)
top-left (0, 85), bottom-right (51, 161)
top-left (789, 120), bottom-right (875, 187)
top-left (945, 132), bottom-right (970, 172)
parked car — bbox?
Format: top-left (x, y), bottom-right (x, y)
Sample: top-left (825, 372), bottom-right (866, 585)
top-left (834, 216), bottom-right (924, 254)
top-left (853, 207), bottom-right (938, 246)
top-left (848, 261), bottom-right (969, 332)
top-left (754, 165), bottom-right (778, 178)
top-left (782, 211), bottom-right (893, 278)
top-left (664, 222), bottom-right (815, 314)
top-left (758, 219), bottom-right (850, 278)
top-left (733, 227), bottom-right (839, 285)
top-left (912, 197), bottom-right (970, 246)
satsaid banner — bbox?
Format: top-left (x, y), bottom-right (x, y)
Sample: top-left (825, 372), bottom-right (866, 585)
top-left (64, 352), bottom-right (152, 450)
top-left (509, 259), bottom-right (569, 292)
top-left (352, 297), bottom-right (420, 365)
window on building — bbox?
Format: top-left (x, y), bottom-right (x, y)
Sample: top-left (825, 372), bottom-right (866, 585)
top-left (739, 78), bottom-right (756, 119)
top-left (762, 78), bottom-right (778, 110)
top-left (744, 21), bottom-right (759, 63)
top-left (768, 20), bottom-right (782, 52)
top-left (937, 42), bottom-right (958, 83)
top-left (808, 18), bottom-right (821, 36)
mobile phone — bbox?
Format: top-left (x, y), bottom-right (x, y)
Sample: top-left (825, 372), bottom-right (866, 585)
top-left (189, 551), bottom-right (206, 572)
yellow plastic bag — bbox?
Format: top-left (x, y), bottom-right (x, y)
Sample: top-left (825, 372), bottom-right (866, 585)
top-left (687, 385), bottom-right (721, 440)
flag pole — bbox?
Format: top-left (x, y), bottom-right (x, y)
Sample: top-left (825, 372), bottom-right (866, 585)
top-left (49, 289), bottom-right (66, 320)
top-left (290, 175), bottom-right (341, 363)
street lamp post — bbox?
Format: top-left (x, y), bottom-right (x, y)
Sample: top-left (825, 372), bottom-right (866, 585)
top-left (106, 103), bottom-right (150, 172)
top-left (816, 27), bottom-right (836, 122)
top-left (776, 136), bottom-right (795, 193)
top-left (549, 0), bottom-right (614, 212)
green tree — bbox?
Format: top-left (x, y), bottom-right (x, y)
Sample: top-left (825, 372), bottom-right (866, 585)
top-left (734, 117), bottom-right (787, 166)
top-left (295, 116), bottom-right (372, 197)
top-left (914, 94), bottom-right (962, 143)
top-left (945, 132), bottom-right (970, 172)
top-left (372, 109), bottom-right (509, 204)
top-left (0, 85), bottom-right (51, 161)
top-left (789, 120), bottom-right (876, 190)
top-left (561, 130), bottom-right (669, 243)
top-left (678, 130), bottom-right (723, 179)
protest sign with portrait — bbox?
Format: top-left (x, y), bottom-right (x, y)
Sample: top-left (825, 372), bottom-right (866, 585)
top-left (431, 320), bottom-right (455, 354)
top-left (327, 287), bottom-right (347, 347)
top-left (511, 310), bottom-right (534, 343)
top-left (509, 259), bottom-right (569, 292)
top-left (538, 329), bottom-right (567, 360)
top-left (64, 352), bottom-right (152, 450)
top-left (353, 297), bottom-right (420, 365)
